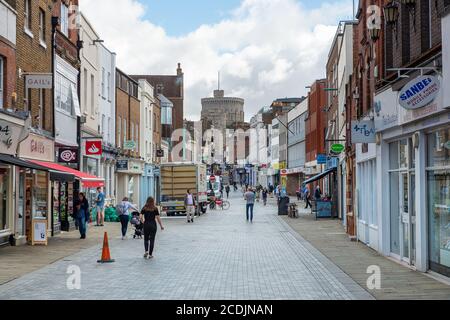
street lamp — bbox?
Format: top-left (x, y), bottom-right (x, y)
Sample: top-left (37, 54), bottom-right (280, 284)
top-left (383, 1), bottom-right (399, 25)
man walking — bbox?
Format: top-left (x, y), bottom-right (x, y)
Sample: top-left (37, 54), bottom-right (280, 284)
top-left (185, 189), bottom-right (196, 223)
top-left (244, 188), bottom-right (256, 223)
top-left (304, 185), bottom-right (312, 209)
top-left (95, 187), bottom-right (105, 226)
top-left (225, 185), bottom-right (230, 199)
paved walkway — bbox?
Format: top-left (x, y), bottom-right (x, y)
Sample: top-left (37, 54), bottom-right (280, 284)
top-left (0, 193), bottom-right (372, 300)
top-left (281, 197), bottom-right (450, 300)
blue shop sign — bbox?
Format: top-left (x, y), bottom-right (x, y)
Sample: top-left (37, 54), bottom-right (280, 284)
top-left (326, 157), bottom-right (339, 170)
top-left (317, 154), bottom-right (327, 164)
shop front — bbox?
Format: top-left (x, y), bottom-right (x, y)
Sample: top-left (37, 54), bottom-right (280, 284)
top-left (375, 72), bottom-right (450, 276)
top-left (116, 159), bottom-right (144, 206)
top-left (17, 133), bottom-right (54, 245)
top-left (28, 160), bottom-right (104, 233)
top-left (140, 164), bottom-right (155, 208)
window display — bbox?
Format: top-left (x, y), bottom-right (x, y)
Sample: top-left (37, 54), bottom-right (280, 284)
top-left (33, 171), bottom-right (48, 219)
top-left (427, 128), bottom-right (450, 277)
top-left (0, 166), bottom-right (10, 232)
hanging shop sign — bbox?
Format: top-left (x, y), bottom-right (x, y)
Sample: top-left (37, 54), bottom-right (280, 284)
top-left (25, 74), bottom-right (53, 89)
top-left (444, 141), bottom-right (450, 150)
top-left (351, 120), bottom-right (376, 144)
top-left (85, 140), bottom-right (102, 156)
top-left (0, 120), bottom-right (25, 155)
top-left (123, 140), bottom-right (136, 151)
top-left (58, 148), bottom-right (78, 164)
top-left (156, 149), bottom-right (164, 158)
top-left (330, 144), bottom-right (345, 154)
top-left (399, 75), bottom-right (440, 110)
top-left (317, 154), bottom-right (327, 165)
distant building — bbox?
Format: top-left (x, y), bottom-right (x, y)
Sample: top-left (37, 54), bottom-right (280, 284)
top-left (201, 89), bottom-right (244, 134)
top-left (131, 63), bottom-right (184, 131)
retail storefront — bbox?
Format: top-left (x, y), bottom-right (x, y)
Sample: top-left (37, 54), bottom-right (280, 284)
top-left (29, 160), bottom-right (104, 233)
top-left (116, 158), bottom-right (144, 206)
top-left (375, 71), bottom-right (450, 276)
top-left (140, 164), bottom-right (155, 208)
top-left (17, 133), bottom-right (54, 244)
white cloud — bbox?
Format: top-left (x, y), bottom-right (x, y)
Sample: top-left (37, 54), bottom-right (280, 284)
top-left (81, 0), bottom-right (353, 121)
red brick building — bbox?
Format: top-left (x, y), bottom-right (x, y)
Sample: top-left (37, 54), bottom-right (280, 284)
top-left (305, 79), bottom-right (327, 165)
top-left (131, 63), bottom-right (184, 131)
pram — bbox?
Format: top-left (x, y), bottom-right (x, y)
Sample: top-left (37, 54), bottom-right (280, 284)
top-left (130, 211), bottom-right (143, 239)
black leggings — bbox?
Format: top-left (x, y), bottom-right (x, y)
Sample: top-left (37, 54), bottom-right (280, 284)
top-left (144, 224), bottom-right (157, 255)
top-left (119, 215), bottom-right (129, 237)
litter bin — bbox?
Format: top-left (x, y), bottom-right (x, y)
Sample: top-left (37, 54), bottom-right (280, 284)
top-left (278, 196), bottom-right (290, 216)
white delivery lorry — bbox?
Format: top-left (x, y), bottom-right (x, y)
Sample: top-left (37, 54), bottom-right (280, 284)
top-left (159, 163), bottom-right (208, 216)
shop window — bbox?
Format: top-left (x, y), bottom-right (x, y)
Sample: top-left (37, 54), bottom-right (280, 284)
top-left (55, 74), bottom-right (73, 115)
top-left (0, 166), bottom-right (10, 231)
top-left (427, 128), bottom-right (450, 276)
top-left (33, 171), bottom-right (48, 219)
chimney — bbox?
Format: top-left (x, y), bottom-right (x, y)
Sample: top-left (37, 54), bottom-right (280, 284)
top-left (177, 63), bottom-right (183, 76)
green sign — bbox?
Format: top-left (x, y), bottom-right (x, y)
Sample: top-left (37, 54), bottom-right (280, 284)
top-left (331, 144), bottom-right (345, 154)
top-left (444, 141), bottom-right (450, 150)
top-left (123, 140), bottom-right (136, 150)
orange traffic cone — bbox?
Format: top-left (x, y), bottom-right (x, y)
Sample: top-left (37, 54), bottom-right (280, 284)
top-left (97, 232), bottom-right (115, 263)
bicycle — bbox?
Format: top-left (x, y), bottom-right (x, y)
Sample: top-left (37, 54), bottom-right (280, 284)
top-left (208, 198), bottom-right (230, 210)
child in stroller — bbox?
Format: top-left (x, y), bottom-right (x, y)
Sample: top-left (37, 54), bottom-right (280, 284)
top-left (130, 211), bottom-right (143, 239)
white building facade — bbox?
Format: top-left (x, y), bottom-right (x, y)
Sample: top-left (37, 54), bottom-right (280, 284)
top-left (98, 41), bottom-right (116, 203)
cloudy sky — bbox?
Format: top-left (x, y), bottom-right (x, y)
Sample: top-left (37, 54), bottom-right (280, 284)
top-left (81, 0), bottom-right (355, 121)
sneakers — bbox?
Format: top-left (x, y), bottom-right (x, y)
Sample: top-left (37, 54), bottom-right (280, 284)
top-left (144, 252), bottom-right (149, 259)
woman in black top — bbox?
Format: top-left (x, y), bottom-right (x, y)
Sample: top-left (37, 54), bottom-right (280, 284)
top-left (140, 197), bottom-right (164, 259)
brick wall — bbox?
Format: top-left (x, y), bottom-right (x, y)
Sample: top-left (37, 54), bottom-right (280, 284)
top-left (305, 79), bottom-right (326, 163)
top-left (16, 0), bottom-right (53, 132)
top-left (0, 39), bottom-right (16, 109)
top-left (116, 88), bottom-right (128, 149)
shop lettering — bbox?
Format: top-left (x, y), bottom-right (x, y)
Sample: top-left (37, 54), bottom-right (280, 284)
top-left (0, 125), bottom-right (13, 148)
top-left (31, 139), bottom-right (45, 154)
top-left (400, 77), bottom-right (433, 101)
top-left (353, 124), bottom-right (375, 137)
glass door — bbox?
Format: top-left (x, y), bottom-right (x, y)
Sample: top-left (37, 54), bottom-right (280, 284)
top-left (400, 172), bottom-right (410, 263)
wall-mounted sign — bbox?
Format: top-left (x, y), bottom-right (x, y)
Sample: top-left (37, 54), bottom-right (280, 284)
top-left (317, 154), bottom-right (327, 164)
top-left (351, 120), bottom-right (376, 144)
top-left (399, 75), bottom-right (440, 110)
top-left (116, 160), bottom-right (128, 171)
top-left (123, 140), bottom-right (136, 150)
top-left (25, 74), bottom-right (53, 89)
top-left (19, 133), bottom-right (54, 162)
top-left (58, 148), bottom-right (78, 163)
top-left (330, 144), bottom-right (345, 154)
top-left (0, 120), bottom-right (25, 155)
top-left (85, 140), bottom-right (102, 156)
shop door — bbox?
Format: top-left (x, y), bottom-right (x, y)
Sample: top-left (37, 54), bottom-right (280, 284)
top-left (399, 172), bottom-right (414, 264)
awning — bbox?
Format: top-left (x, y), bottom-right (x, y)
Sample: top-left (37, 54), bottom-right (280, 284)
top-left (29, 160), bottom-right (104, 188)
top-left (0, 154), bottom-right (49, 171)
top-left (302, 167), bottom-right (337, 185)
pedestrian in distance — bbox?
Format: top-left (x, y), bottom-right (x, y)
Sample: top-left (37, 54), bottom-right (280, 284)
top-left (74, 192), bottom-right (89, 239)
top-left (185, 189), bottom-right (196, 223)
top-left (116, 197), bottom-right (139, 240)
top-left (296, 187), bottom-right (302, 201)
top-left (225, 185), bottom-right (230, 199)
top-left (244, 188), bottom-right (256, 223)
top-left (140, 197), bottom-right (164, 260)
top-left (95, 187), bottom-right (106, 226)
top-left (304, 186), bottom-right (312, 209)
top-left (262, 188), bottom-right (268, 206)
top-left (315, 185), bottom-right (322, 201)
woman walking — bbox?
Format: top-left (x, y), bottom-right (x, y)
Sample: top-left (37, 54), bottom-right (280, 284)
top-left (140, 197), bottom-right (164, 259)
top-left (75, 193), bottom-right (90, 239)
top-left (116, 197), bottom-right (139, 240)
